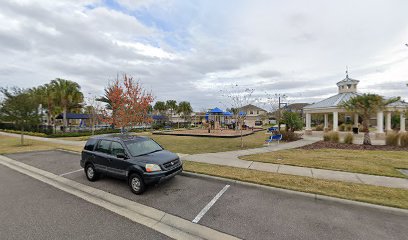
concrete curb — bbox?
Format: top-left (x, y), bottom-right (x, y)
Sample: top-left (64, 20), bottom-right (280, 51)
top-left (0, 155), bottom-right (240, 240)
top-left (38, 149), bottom-right (408, 214)
top-left (181, 172), bottom-right (408, 216)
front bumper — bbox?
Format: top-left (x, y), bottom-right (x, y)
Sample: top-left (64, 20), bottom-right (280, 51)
top-left (143, 166), bottom-right (183, 185)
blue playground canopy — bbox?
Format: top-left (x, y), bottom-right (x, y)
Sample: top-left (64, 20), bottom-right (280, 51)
top-left (152, 115), bottom-right (166, 120)
top-left (223, 111), bottom-right (233, 116)
top-left (210, 107), bottom-right (224, 114)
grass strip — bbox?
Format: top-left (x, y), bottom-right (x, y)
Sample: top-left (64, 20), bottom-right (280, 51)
top-left (240, 149), bottom-right (408, 178)
top-left (184, 161), bottom-right (408, 209)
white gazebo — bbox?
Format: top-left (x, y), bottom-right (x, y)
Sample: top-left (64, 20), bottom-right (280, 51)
top-left (303, 74), bottom-right (408, 135)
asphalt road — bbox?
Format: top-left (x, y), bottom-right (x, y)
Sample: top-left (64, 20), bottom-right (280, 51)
top-left (0, 164), bottom-right (171, 240)
top-left (4, 150), bottom-right (408, 240)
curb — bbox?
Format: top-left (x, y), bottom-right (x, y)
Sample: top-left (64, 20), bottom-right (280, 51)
top-left (0, 155), bottom-right (240, 240)
top-left (35, 149), bottom-right (408, 214)
top-left (181, 172), bottom-right (408, 215)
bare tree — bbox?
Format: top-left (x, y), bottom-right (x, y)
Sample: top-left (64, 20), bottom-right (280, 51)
top-left (261, 93), bottom-right (289, 130)
top-left (220, 84), bottom-right (255, 148)
top-left (84, 95), bottom-right (104, 135)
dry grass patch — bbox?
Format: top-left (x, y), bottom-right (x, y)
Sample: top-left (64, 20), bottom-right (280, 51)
top-left (240, 148), bottom-right (408, 178)
top-left (148, 131), bottom-right (267, 154)
top-left (0, 136), bottom-right (82, 154)
top-left (184, 161), bottom-right (408, 209)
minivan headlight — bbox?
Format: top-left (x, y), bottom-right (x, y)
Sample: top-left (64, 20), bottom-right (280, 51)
top-left (145, 164), bottom-right (161, 172)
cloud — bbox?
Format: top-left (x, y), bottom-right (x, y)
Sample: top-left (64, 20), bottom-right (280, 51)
top-left (1, 0), bottom-right (408, 111)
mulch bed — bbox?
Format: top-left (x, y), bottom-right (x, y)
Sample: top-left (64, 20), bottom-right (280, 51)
top-left (299, 141), bottom-right (408, 151)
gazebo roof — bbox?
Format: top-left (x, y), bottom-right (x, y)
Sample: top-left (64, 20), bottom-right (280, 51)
top-left (386, 100), bottom-right (408, 109)
top-left (304, 92), bottom-right (360, 110)
top-left (336, 75), bottom-right (360, 86)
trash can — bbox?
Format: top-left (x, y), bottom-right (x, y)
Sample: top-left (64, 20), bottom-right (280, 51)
top-left (352, 127), bottom-right (359, 134)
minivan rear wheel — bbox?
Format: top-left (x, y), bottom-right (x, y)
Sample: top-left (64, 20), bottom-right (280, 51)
top-left (128, 173), bottom-right (145, 195)
top-left (85, 164), bottom-right (99, 181)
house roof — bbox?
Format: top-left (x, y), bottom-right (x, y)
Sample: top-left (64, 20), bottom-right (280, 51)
top-left (56, 113), bottom-right (90, 119)
top-left (240, 104), bottom-right (266, 112)
top-left (304, 92), bottom-right (361, 110)
top-left (286, 103), bottom-right (309, 110)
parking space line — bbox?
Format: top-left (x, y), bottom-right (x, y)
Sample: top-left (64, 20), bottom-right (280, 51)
top-left (59, 169), bottom-right (83, 177)
top-left (192, 184), bottom-right (230, 224)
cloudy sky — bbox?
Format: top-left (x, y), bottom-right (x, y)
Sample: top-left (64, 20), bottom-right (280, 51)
top-left (1, 0), bottom-right (408, 111)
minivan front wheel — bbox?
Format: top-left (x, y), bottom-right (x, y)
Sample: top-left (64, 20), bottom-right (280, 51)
top-left (85, 164), bottom-right (99, 181)
top-left (128, 173), bottom-right (145, 194)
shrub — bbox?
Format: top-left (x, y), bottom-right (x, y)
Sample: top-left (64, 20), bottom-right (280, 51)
top-left (0, 129), bottom-right (47, 137)
top-left (47, 128), bottom-right (121, 138)
top-left (400, 132), bottom-right (408, 147)
top-left (323, 131), bottom-right (339, 143)
top-left (385, 132), bottom-right (399, 146)
top-left (281, 130), bottom-right (302, 142)
top-left (152, 123), bottom-right (165, 130)
top-left (314, 124), bottom-right (324, 131)
top-left (323, 132), bottom-right (330, 141)
top-left (339, 123), bottom-right (346, 131)
top-left (345, 124), bottom-right (353, 132)
top-left (343, 133), bottom-right (354, 144)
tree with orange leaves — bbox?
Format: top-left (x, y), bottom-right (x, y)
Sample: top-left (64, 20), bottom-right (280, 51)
top-left (100, 74), bottom-right (154, 133)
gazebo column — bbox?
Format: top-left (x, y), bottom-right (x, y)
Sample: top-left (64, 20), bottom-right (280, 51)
top-left (354, 113), bottom-right (359, 127)
top-left (324, 114), bottom-right (329, 129)
top-left (385, 112), bottom-right (392, 132)
top-left (376, 111), bottom-right (384, 133)
top-left (305, 113), bottom-right (312, 134)
top-left (400, 112), bottom-right (406, 132)
top-left (333, 112), bottom-right (338, 131)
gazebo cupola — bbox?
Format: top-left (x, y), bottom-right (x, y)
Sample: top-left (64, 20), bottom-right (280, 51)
top-left (336, 73), bottom-right (359, 93)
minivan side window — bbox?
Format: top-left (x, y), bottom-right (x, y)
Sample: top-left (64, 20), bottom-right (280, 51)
top-left (111, 141), bottom-right (125, 157)
top-left (95, 140), bottom-right (111, 154)
top-left (84, 138), bottom-right (98, 151)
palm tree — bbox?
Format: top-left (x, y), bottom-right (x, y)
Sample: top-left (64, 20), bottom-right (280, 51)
top-left (51, 78), bottom-right (84, 131)
top-left (341, 93), bottom-right (397, 145)
top-left (96, 88), bottom-right (113, 110)
top-left (166, 100), bottom-right (177, 124)
top-left (30, 84), bottom-right (57, 127)
top-left (177, 101), bottom-right (193, 127)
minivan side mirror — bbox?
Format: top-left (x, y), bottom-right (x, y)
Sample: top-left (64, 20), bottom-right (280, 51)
top-left (117, 153), bottom-right (127, 159)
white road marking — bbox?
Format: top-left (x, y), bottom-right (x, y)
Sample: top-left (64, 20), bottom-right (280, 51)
top-left (59, 169), bottom-right (83, 177)
top-left (192, 184), bottom-right (230, 224)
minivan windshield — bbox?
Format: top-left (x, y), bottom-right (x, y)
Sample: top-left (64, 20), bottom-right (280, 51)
top-left (125, 138), bottom-right (163, 157)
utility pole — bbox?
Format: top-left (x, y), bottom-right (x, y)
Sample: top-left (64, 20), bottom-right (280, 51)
top-left (278, 96), bottom-right (281, 131)
top-left (277, 94), bottom-right (288, 131)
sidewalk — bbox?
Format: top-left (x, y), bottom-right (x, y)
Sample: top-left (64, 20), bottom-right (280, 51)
top-left (182, 137), bottom-right (408, 189)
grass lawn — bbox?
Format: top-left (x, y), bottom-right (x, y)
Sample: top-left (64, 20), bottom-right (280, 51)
top-left (240, 149), bottom-right (408, 178)
top-left (149, 131), bottom-right (267, 154)
top-left (0, 136), bottom-right (83, 154)
top-left (184, 161), bottom-right (408, 209)
top-left (57, 131), bottom-right (268, 154)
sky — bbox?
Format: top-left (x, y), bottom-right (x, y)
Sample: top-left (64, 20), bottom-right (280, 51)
top-left (1, 0), bottom-right (408, 111)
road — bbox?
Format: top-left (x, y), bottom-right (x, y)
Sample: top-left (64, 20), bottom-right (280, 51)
top-left (2, 150), bottom-right (408, 240)
top-left (0, 164), bottom-right (171, 240)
